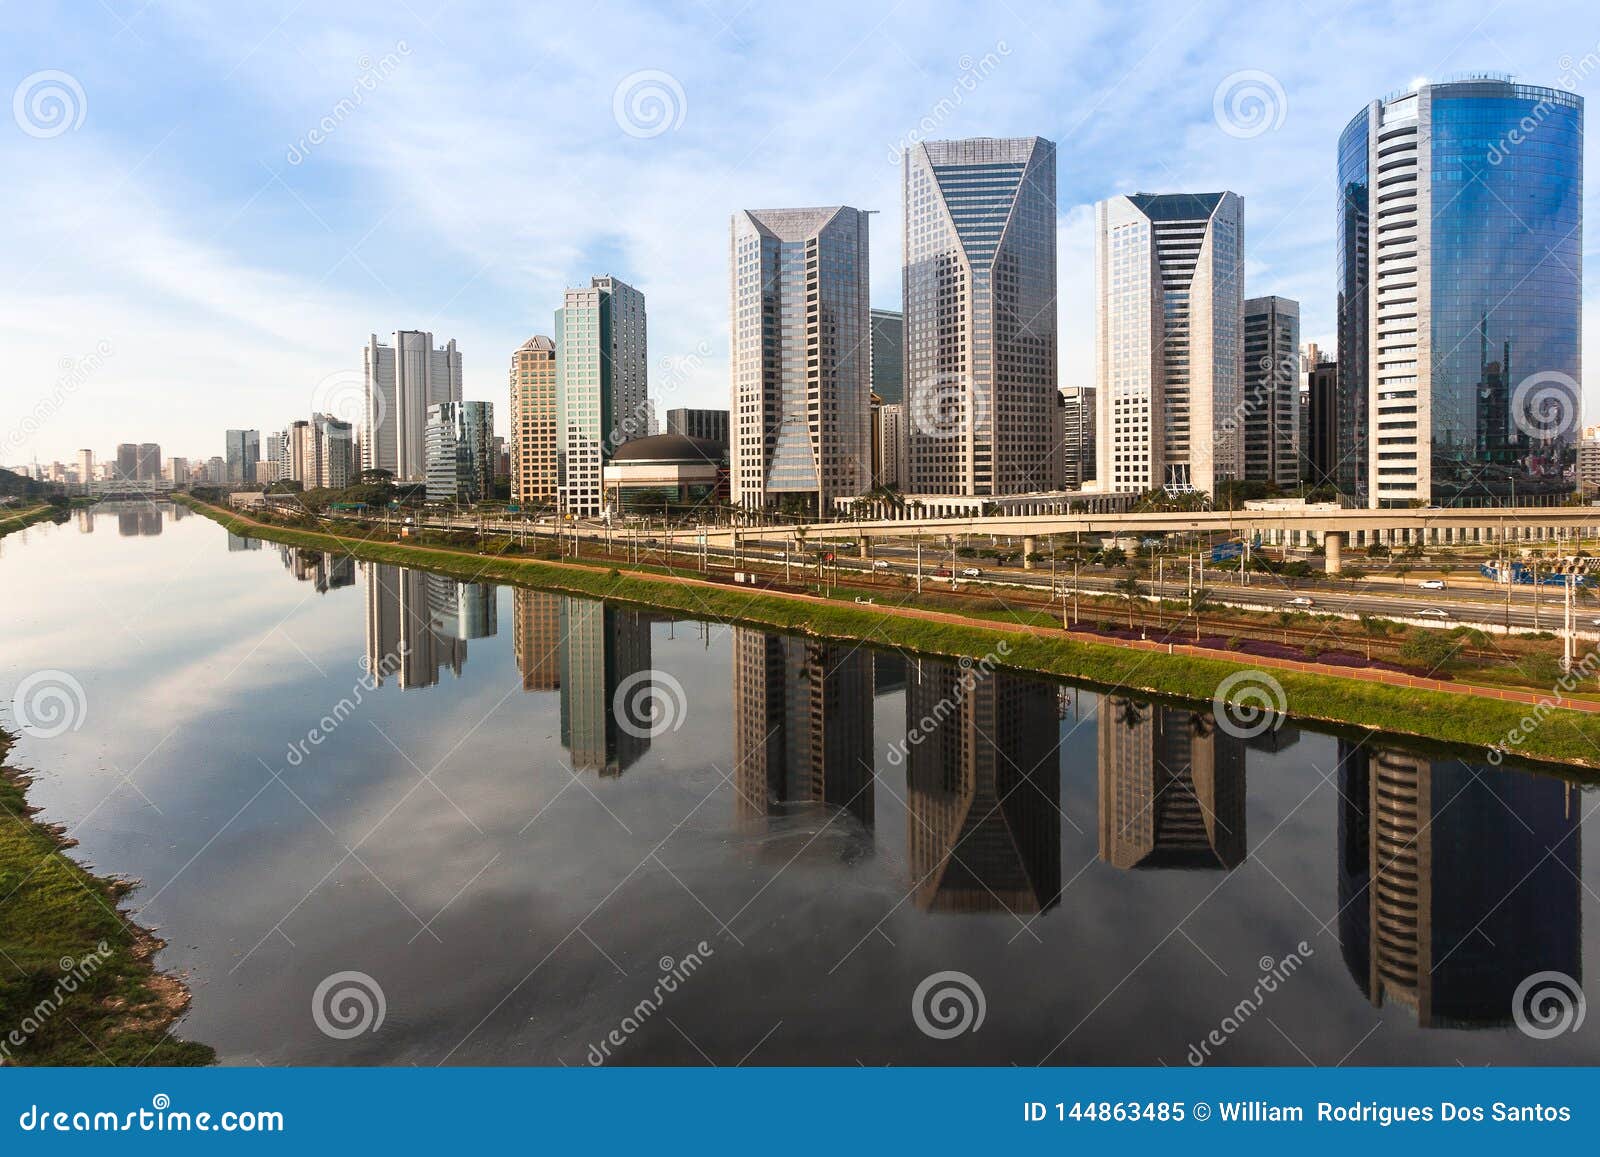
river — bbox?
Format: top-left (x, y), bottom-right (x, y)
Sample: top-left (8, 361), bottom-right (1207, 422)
top-left (1, 501), bottom-right (1594, 1065)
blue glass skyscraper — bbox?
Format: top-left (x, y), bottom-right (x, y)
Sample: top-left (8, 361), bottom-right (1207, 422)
top-left (1337, 76), bottom-right (1582, 507)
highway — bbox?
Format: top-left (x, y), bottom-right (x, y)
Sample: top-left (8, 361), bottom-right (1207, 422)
top-left (332, 510), bottom-right (1594, 635)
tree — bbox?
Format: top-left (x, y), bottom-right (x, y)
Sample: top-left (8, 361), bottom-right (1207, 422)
top-left (1113, 575), bottom-right (1143, 629)
top-left (1398, 630), bottom-right (1459, 673)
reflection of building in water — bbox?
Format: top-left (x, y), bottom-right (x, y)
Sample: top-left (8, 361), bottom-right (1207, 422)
top-left (905, 658), bottom-right (1061, 914)
top-left (427, 573), bottom-right (496, 639)
top-left (872, 650), bottom-right (907, 695)
top-left (226, 532), bottom-right (260, 551)
top-left (1337, 742), bottom-right (1581, 1029)
top-left (1098, 698), bottom-right (1246, 870)
top-left (77, 510), bottom-right (94, 533)
top-left (115, 507), bottom-right (164, 536)
top-left (362, 563), bottom-right (467, 689)
top-left (512, 589), bottom-right (562, 691)
top-left (278, 547), bottom-right (356, 593)
top-left (559, 597), bottom-right (651, 775)
top-left (731, 629), bottom-right (874, 826)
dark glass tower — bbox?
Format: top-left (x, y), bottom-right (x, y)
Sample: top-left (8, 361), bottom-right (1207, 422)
top-left (1336, 77), bottom-right (1582, 507)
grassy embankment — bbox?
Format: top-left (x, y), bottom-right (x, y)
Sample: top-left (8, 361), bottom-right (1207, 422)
top-left (0, 729), bottom-right (213, 1065)
top-left (0, 504), bottom-right (63, 541)
top-left (178, 495), bottom-right (1600, 770)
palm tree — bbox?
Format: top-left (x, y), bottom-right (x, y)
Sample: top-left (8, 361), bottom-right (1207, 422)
top-left (1113, 574), bottom-right (1143, 629)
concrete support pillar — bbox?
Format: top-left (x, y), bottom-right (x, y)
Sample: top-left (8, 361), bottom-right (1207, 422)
top-left (1325, 531), bottom-right (1343, 575)
top-left (858, 535), bottom-right (870, 560)
top-left (1023, 535), bottom-right (1037, 569)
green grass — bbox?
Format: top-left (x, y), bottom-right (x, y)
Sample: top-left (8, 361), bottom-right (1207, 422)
top-left (0, 730), bottom-right (213, 1066)
top-left (178, 496), bottom-right (1600, 772)
top-left (0, 503), bottom-right (63, 540)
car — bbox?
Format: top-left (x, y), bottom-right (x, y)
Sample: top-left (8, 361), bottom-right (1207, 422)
top-left (872, 559), bottom-right (891, 570)
top-left (960, 567), bottom-right (983, 578)
top-left (1418, 607), bottom-right (1449, 618)
top-left (1418, 579), bottom-right (1446, 590)
top-left (933, 567), bottom-right (953, 578)
top-left (1288, 596), bottom-right (1314, 607)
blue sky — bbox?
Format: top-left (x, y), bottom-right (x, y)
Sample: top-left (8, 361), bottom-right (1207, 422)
top-left (3, 0), bottom-right (1597, 465)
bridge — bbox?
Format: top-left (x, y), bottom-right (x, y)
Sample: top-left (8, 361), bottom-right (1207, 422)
top-left (684, 505), bottom-right (1600, 573)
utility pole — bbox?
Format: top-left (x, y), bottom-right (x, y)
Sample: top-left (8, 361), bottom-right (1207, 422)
top-left (916, 541), bottom-right (923, 594)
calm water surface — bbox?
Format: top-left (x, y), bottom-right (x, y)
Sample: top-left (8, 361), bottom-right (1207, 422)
top-left (1, 502), bottom-right (1596, 1065)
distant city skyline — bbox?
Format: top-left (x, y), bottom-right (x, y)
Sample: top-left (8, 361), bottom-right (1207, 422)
top-left (6, 3), bottom-right (1596, 463)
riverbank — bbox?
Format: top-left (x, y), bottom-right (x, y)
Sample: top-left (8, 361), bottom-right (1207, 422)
top-left (0, 729), bottom-right (212, 1066)
top-left (178, 495), bottom-right (1600, 770)
top-left (0, 504), bottom-right (62, 541)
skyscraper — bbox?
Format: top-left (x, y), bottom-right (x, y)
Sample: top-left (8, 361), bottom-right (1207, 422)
top-left (556, 276), bottom-right (648, 517)
top-left (730, 206), bottom-right (872, 514)
top-left (1096, 192), bottom-right (1244, 497)
top-left (313, 414), bottom-right (354, 489)
top-left (225, 429), bottom-right (260, 484)
top-left (509, 335), bottom-right (559, 508)
top-left (1304, 355), bottom-right (1338, 487)
top-left (424, 400), bottom-right (494, 503)
top-left (869, 307), bottom-right (904, 405)
top-left (137, 443), bottom-right (162, 481)
top-left (76, 449), bottom-right (93, 493)
top-left (1338, 77), bottom-right (1582, 507)
top-left (903, 137), bottom-right (1057, 496)
top-left (363, 330), bottom-right (463, 480)
top-left (512, 588), bottom-right (562, 692)
top-left (1059, 386), bottom-right (1096, 489)
top-left (1241, 296), bottom-right (1301, 489)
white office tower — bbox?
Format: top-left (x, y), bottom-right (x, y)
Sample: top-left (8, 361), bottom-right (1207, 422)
top-left (730, 206), bottom-right (872, 514)
top-left (362, 331), bottom-right (462, 481)
top-left (1241, 296), bottom-right (1301, 488)
top-left (903, 137), bottom-right (1057, 496)
top-left (556, 276), bottom-right (648, 517)
top-left (1095, 192), bottom-right (1244, 497)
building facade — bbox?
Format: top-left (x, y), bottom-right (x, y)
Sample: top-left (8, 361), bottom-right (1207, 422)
top-left (1059, 386), bottom-right (1096, 489)
top-left (869, 307), bottom-right (904, 405)
top-left (730, 206), bottom-right (872, 515)
top-left (1337, 77), bottom-right (1583, 507)
top-left (556, 276), bottom-right (648, 517)
top-left (363, 330), bottom-right (463, 481)
top-left (1096, 191), bottom-right (1244, 497)
top-left (1242, 296), bottom-right (1301, 489)
top-left (904, 137), bottom-right (1058, 496)
top-left (314, 413), bottom-right (354, 489)
top-left (664, 407), bottom-right (729, 445)
top-left (509, 335), bottom-right (559, 508)
top-left (424, 400), bottom-right (494, 504)
top-left (224, 429), bottom-right (260, 484)
top-left (1304, 356), bottom-right (1339, 487)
